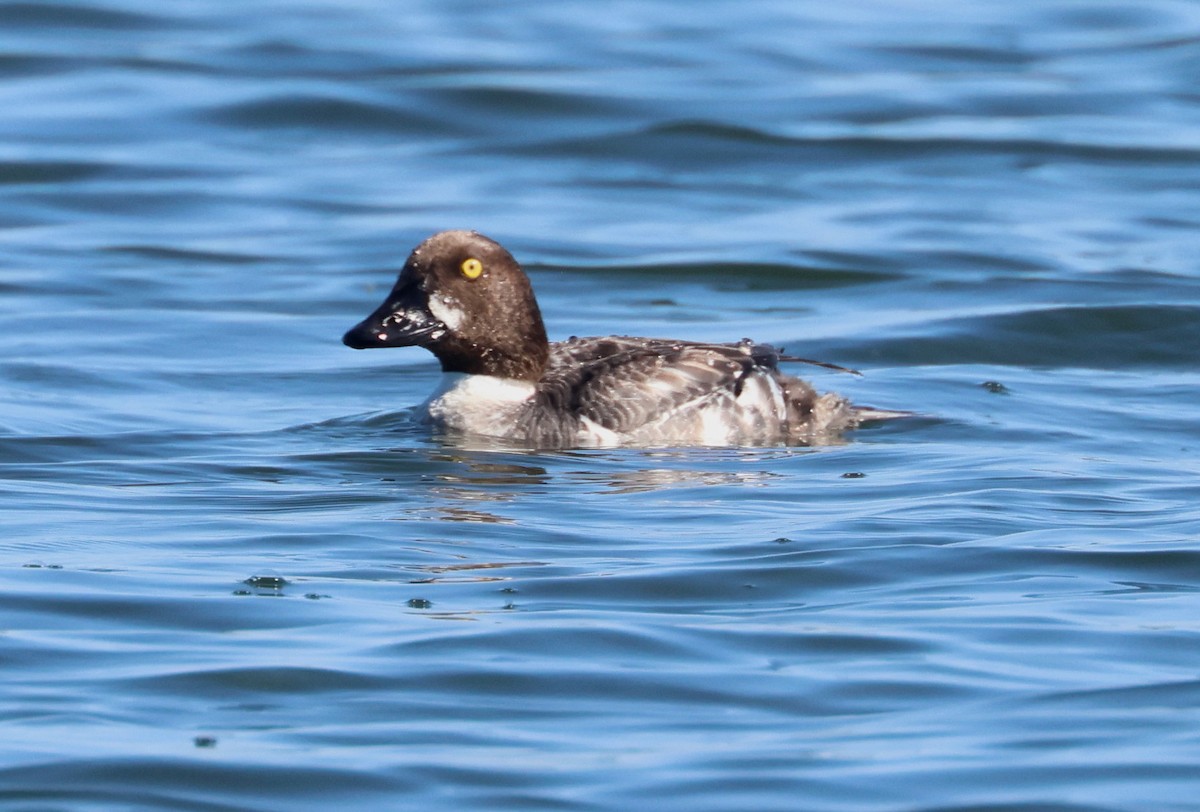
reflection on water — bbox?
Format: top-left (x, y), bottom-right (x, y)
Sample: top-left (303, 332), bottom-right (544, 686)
top-left (570, 466), bottom-right (779, 495)
top-left (409, 560), bottom-right (547, 583)
top-left (418, 505), bottom-right (518, 524)
top-left (417, 445), bottom-right (784, 498)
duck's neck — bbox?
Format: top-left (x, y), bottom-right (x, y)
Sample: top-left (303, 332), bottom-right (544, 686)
top-left (433, 322), bottom-right (550, 382)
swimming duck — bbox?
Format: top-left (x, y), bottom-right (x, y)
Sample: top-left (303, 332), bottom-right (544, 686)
top-left (343, 230), bottom-right (895, 448)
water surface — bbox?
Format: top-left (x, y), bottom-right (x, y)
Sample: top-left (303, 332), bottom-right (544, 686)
top-left (2, 1), bottom-right (1199, 810)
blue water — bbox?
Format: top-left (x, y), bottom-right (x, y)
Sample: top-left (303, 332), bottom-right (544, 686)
top-left (3, 1), bottom-right (1200, 809)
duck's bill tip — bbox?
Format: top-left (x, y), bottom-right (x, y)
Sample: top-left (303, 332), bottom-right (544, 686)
top-left (342, 310), bottom-right (445, 349)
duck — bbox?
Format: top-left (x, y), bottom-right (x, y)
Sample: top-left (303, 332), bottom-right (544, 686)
top-left (343, 230), bottom-right (898, 448)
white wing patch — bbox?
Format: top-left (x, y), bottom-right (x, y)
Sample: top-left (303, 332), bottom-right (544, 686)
top-left (577, 415), bottom-right (621, 447)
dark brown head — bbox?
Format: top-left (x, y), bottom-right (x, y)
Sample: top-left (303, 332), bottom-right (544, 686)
top-left (343, 230), bottom-right (550, 380)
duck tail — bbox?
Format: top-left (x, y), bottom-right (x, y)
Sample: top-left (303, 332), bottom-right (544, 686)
top-left (851, 405), bottom-right (913, 422)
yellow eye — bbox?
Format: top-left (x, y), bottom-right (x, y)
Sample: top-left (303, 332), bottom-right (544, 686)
top-left (460, 258), bottom-right (483, 280)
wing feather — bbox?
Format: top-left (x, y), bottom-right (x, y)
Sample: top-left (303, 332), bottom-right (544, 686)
top-left (541, 337), bottom-right (773, 434)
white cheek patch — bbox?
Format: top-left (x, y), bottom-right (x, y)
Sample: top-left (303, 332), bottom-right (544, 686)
top-left (427, 295), bottom-right (465, 331)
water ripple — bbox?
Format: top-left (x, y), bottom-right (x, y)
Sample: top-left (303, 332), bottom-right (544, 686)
top-left (3, 0), bottom-right (1200, 809)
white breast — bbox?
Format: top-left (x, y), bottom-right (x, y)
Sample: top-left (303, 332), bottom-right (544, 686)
top-left (418, 373), bottom-right (537, 436)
